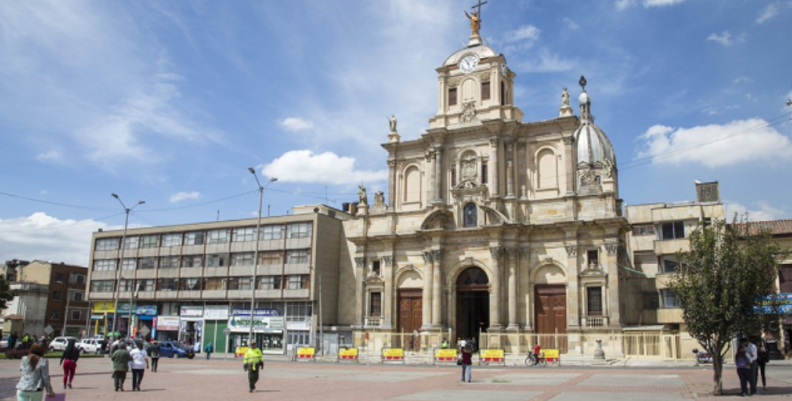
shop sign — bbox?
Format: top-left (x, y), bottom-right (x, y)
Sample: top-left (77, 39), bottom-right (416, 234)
top-left (117, 302), bottom-right (135, 314)
top-left (91, 315), bottom-right (104, 320)
top-left (180, 306), bottom-right (204, 317)
top-left (156, 316), bottom-right (180, 331)
top-left (204, 305), bottom-right (229, 320)
top-left (754, 293), bottom-right (792, 314)
top-left (92, 301), bottom-right (116, 313)
top-left (227, 316), bottom-right (284, 333)
top-left (136, 305), bottom-right (158, 316)
top-left (232, 308), bottom-right (279, 317)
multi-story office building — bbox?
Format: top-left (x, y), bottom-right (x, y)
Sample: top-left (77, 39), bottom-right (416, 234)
top-left (86, 205), bottom-right (345, 354)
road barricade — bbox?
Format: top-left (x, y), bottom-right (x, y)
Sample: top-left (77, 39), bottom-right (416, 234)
top-left (381, 347), bottom-right (406, 364)
top-left (234, 346), bottom-right (248, 358)
top-left (295, 346), bottom-right (317, 362)
top-left (543, 349), bottom-right (561, 366)
top-left (479, 349), bottom-right (506, 366)
top-left (434, 348), bottom-right (458, 365)
top-left (338, 347), bottom-right (359, 363)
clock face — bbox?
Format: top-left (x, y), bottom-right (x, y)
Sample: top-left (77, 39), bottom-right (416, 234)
top-left (459, 54), bottom-right (479, 73)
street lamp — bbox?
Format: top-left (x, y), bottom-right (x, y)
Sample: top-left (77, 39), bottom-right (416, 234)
top-left (308, 265), bottom-right (322, 355)
top-left (62, 288), bottom-right (74, 337)
top-left (247, 167), bottom-right (276, 344)
top-left (110, 193), bottom-right (145, 339)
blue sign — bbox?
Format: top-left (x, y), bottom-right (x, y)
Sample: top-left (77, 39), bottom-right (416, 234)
top-left (232, 308), bottom-right (279, 317)
top-left (754, 293), bottom-right (792, 314)
top-left (135, 305), bottom-right (158, 316)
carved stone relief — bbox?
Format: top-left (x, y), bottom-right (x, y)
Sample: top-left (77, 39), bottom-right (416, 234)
top-left (489, 246), bottom-right (503, 259)
top-left (565, 245), bottom-right (578, 257)
top-left (461, 101), bottom-right (478, 123)
top-left (354, 257), bottom-right (366, 268)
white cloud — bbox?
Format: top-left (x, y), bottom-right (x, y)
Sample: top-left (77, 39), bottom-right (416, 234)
top-left (563, 18), bottom-right (580, 30)
top-left (733, 77), bottom-right (753, 84)
top-left (615, 0), bottom-right (636, 10)
top-left (636, 119), bottom-right (792, 167)
top-left (170, 191), bottom-right (201, 203)
top-left (725, 201), bottom-right (786, 221)
top-left (262, 150), bottom-right (387, 185)
top-left (503, 25), bottom-right (540, 43)
top-left (36, 150), bottom-right (61, 162)
top-left (644, 0), bottom-right (687, 7)
top-left (0, 213), bottom-right (118, 266)
top-left (278, 117), bottom-right (315, 132)
top-left (706, 31), bottom-right (746, 46)
top-left (513, 50), bottom-right (576, 73)
top-left (756, 3), bottom-right (780, 24)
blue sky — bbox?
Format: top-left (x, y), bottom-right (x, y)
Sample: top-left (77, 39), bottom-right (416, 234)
top-left (1, 0), bottom-right (791, 266)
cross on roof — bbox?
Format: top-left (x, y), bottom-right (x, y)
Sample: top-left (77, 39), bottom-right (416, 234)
top-left (472, 0), bottom-right (488, 18)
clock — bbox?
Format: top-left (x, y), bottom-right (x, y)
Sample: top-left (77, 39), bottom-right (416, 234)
top-left (459, 54), bottom-right (479, 73)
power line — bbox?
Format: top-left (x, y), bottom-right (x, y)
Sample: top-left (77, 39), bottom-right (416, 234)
top-left (0, 212), bottom-right (126, 234)
top-left (138, 190), bottom-right (259, 213)
top-left (0, 191), bottom-right (117, 212)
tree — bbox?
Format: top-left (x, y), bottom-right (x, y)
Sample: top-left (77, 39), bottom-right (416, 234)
top-left (0, 274), bottom-right (15, 311)
top-left (669, 217), bottom-right (787, 396)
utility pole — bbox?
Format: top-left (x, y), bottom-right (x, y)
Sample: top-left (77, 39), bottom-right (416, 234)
top-left (110, 194), bottom-right (144, 338)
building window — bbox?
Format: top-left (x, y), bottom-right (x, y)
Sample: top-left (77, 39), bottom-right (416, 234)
top-left (259, 225), bottom-right (285, 240)
top-left (203, 277), bottom-right (224, 291)
top-left (50, 310), bottom-right (60, 320)
top-left (95, 238), bottom-right (120, 251)
top-left (157, 278), bottom-right (178, 291)
top-left (644, 293), bottom-right (659, 310)
top-left (780, 265), bottom-right (792, 293)
top-left (73, 291), bottom-right (84, 302)
top-left (124, 236), bottom-right (139, 249)
top-left (71, 310), bottom-right (81, 321)
top-left (180, 278), bottom-right (201, 291)
top-left (259, 276), bottom-right (282, 290)
top-left (633, 251), bottom-right (656, 269)
top-left (481, 162), bottom-right (488, 184)
top-left (632, 224), bottom-right (655, 236)
top-left (258, 252), bottom-right (282, 265)
top-left (90, 280), bottom-right (114, 292)
top-left (660, 221), bottom-right (685, 240)
top-left (463, 203), bottom-right (477, 228)
top-left (586, 287), bottom-right (603, 316)
top-left (231, 252), bottom-right (255, 266)
top-left (451, 168), bottom-right (456, 187)
top-left (160, 256), bottom-right (179, 269)
top-left (232, 227), bottom-right (256, 242)
top-left (372, 260), bottom-right (381, 276)
top-left (54, 273), bottom-right (64, 283)
top-left (181, 255), bottom-right (203, 268)
top-left (184, 231), bottom-right (205, 246)
top-left (161, 233), bottom-right (182, 247)
top-left (52, 291), bottom-right (61, 301)
top-left (121, 258), bottom-right (136, 270)
top-left (449, 87), bottom-right (457, 106)
top-left (660, 256), bottom-right (680, 274)
top-left (481, 81), bottom-right (491, 100)
top-left (93, 259), bottom-right (117, 271)
top-left (286, 302), bottom-right (312, 318)
top-left (207, 229), bottom-right (230, 244)
top-left (137, 279), bottom-right (155, 292)
top-left (286, 249), bottom-right (310, 264)
top-left (500, 81), bottom-right (506, 105)
top-left (587, 250), bottom-right (599, 268)
top-left (660, 289), bottom-right (680, 308)
top-left (69, 273), bottom-right (86, 284)
top-left (287, 223), bottom-right (312, 239)
top-left (138, 257), bottom-right (157, 270)
top-left (370, 292), bottom-right (382, 317)
top-left (140, 235), bottom-right (159, 248)
top-left (206, 254), bottom-right (227, 267)
top-left (286, 275), bottom-right (309, 290)
top-left (229, 277), bottom-right (253, 290)
top-left (118, 279), bottom-right (134, 292)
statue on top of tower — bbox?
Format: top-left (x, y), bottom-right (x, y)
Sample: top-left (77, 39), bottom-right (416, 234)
top-left (464, 10), bottom-right (481, 37)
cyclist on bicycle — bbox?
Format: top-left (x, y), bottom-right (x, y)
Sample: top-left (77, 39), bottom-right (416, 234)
top-left (533, 343), bottom-right (541, 365)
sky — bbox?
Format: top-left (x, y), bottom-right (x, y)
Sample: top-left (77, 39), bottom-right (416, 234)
top-left (1, 0), bottom-right (791, 266)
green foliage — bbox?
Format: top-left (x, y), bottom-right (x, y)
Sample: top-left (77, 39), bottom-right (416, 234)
top-left (668, 217), bottom-right (787, 395)
top-left (0, 274), bottom-right (15, 311)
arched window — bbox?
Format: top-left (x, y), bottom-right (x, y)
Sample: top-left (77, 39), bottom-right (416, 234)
top-left (463, 203), bottom-right (477, 228)
top-left (457, 266), bottom-right (489, 286)
top-left (537, 148), bottom-right (558, 189)
top-left (404, 166), bottom-right (421, 203)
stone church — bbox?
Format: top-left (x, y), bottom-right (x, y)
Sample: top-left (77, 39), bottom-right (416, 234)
top-left (340, 18), bottom-right (627, 350)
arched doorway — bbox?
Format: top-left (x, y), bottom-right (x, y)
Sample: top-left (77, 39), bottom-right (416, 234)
top-left (456, 267), bottom-right (489, 346)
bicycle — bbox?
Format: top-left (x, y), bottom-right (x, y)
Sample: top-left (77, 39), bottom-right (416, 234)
top-left (525, 351), bottom-right (547, 367)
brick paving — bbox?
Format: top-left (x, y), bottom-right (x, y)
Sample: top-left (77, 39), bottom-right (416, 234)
top-left (1, 356), bottom-right (790, 401)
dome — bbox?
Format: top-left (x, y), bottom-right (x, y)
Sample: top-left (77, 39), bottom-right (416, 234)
top-left (442, 44), bottom-right (499, 67)
top-left (574, 78), bottom-right (615, 167)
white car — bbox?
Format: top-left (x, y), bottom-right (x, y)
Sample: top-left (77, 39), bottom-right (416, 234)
top-left (77, 338), bottom-right (105, 354)
top-left (48, 336), bottom-right (78, 352)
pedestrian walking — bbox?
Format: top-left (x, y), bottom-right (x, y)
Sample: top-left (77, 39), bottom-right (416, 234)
top-left (744, 338), bottom-right (759, 395)
top-left (243, 341), bottom-right (264, 393)
top-left (110, 342), bottom-right (132, 392)
top-left (60, 339), bottom-right (80, 389)
top-left (735, 344), bottom-right (751, 397)
top-left (755, 339), bottom-right (768, 390)
top-left (16, 343), bottom-right (56, 401)
top-left (204, 342), bottom-right (214, 360)
top-left (8, 332), bottom-right (17, 349)
top-left (460, 345), bottom-right (473, 383)
top-left (129, 341), bottom-right (149, 391)
top-left (147, 341), bottom-right (161, 372)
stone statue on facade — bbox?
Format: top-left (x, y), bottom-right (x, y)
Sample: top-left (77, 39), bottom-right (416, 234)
top-left (561, 87), bottom-right (570, 107)
top-left (358, 184), bottom-right (368, 206)
top-left (460, 156), bottom-right (477, 182)
top-left (373, 190), bottom-right (385, 207)
top-left (388, 114), bottom-right (397, 133)
top-left (603, 158), bottom-right (614, 178)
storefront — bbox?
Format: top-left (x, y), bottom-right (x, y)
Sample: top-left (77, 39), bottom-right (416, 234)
top-left (133, 305), bottom-right (157, 342)
top-left (155, 316), bottom-right (180, 341)
top-left (91, 301), bottom-right (115, 337)
top-left (286, 318), bottom-right (312, 354)
top-left (179, 306), bottom-right (204, 352)
top-left (228, 308), bottom-right (284, 354)
top-left (203, 305), bottom-right (230, 353)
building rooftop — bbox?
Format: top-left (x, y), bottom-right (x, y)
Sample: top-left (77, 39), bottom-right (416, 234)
top-left (734, 219), bottom-right (792, 236)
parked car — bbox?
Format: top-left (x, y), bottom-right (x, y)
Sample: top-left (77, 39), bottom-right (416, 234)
top-left (77, 338), bottom-right (106, 354)
top-left (49, 336), bottom-right (78, 352)
top-left (158, 341), bottom-right (195, 359)
top-left (0, 336), bottom-right (8, 349)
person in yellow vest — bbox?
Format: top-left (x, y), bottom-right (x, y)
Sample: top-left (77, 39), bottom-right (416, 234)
top-left (243, 341), bottom-right (264, 393)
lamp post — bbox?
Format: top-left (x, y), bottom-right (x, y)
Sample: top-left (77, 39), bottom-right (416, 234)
top-left (110, 193), bottom-right (144, 339)
top-left (62, 288), bottom-right (74, 337)
top-left (247, 168), bottom-right (276, 344)
top-left (308, 265), bottom-right (323, 355)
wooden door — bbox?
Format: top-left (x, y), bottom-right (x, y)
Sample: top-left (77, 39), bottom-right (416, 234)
top-left (398, 289), bottom-right (422, 350)
top-left (535, 285), bottom-right (567, 334)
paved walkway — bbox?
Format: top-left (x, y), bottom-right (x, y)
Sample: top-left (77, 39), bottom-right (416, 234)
top-left (1, 356), bottom-right (790, 400)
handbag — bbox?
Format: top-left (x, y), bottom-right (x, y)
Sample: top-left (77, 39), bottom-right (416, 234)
top-left (456, 359), bottom-right (462, 366)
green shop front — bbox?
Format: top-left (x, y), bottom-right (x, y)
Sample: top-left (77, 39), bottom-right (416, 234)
top-left (228, 308), bottom-right (284, 354)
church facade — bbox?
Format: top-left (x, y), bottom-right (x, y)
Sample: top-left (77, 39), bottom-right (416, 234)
top-left (340, 30), bottom-right (628, 352)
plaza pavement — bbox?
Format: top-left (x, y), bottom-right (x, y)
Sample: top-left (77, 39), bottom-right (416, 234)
top-left (1, 354), bottom-right (790, 401)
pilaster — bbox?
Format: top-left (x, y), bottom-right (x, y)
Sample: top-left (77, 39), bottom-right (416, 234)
top-left (431, 249), bottom-right (443, 327)
top-left (488, 137), bottom-right (499, 196)
top-left (506, 247), bottom-right (519, 331)
top-left (488, 246), bottom-right (503, 330)
top-left (421, 251), bottom-right (434, 330)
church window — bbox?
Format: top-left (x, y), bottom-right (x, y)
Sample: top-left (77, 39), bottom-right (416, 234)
top-left (587, 250), bottom-right (599, 268)
top-left (463, 203), bottom-right (477, 228)
top-left (370, 292), bottom-right (382, 317)
top-left (449, 88), bottom-right (457, 106)
top-left (586, 287), bottom-right (603, 316)
top-left (404, 166), bottom-right (421, 203)
top-left (451, 168), bottom-right (456, 187)
top-left (481, 81), bottom-right (491, 100)
top-left (500, 81), bottom-right (506, 105)
top-left (372, 260), bottom-right (381, 275)
top-left (481, 162), bottom-right (488, 184)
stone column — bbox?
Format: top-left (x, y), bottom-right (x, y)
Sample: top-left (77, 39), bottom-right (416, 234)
top-left (421, 251), bottom-right (433, 329)
top-left (431, 249), bottom-right (443, 327)
top-left (387, 159), bottom-right (397, 207)
top-left (425, 150), bottom-right (435, 205)
top-left (604, 241), bottom-right (621, 327)
top-left (518, 143), bottom-right (527, 199)
top-left (519, 247), bottom-right (531, 329)
top-left (354, 256), bottom-right (366, 326)
top-left (382, 255), bottom-right (394, 329)
top-left (488, 137), bottom-right (499, 196)
top-left (505, 143), bottom-right (514, 197)
top-left (564, 244), bottom-right (580, 329)
top-left (435, 147), bottom-right (443, 202)
top-left (563, 136), bottom-right (575, 195)
top-left (438, 75), bottom-right (446, 114)
top-left (506, 247), bottom-right (518, 330)
top-left (488, 246), bottom-right (503, 329)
